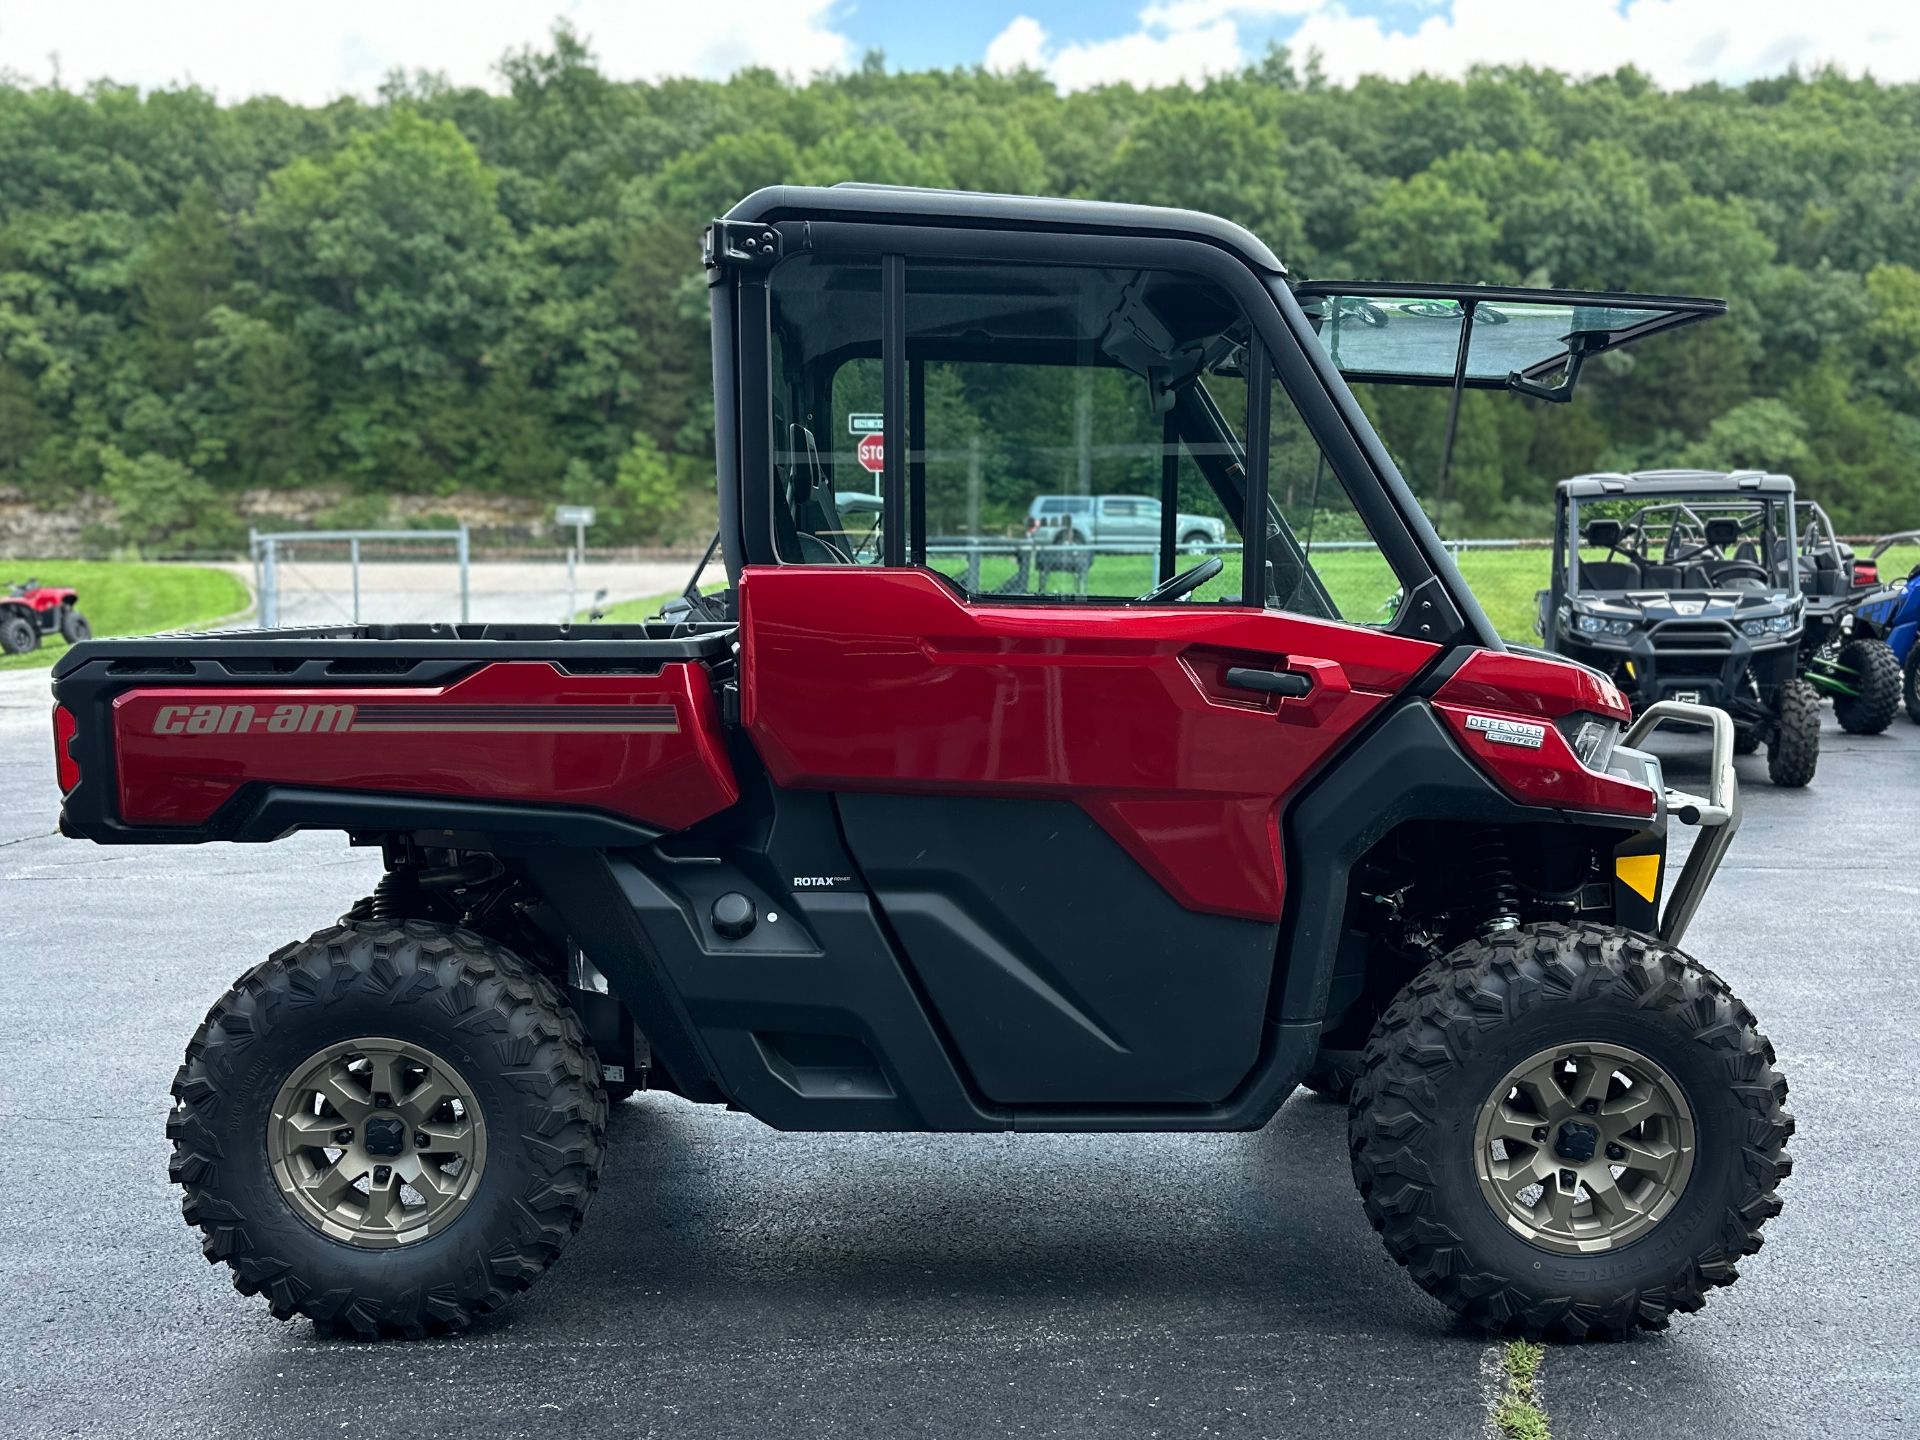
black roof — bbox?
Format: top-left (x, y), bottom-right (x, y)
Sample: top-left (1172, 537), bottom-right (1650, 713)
top-left (1557, 468), bottom-right (1796, 500)
top-left (724, 184), bottom-right (1287, 275)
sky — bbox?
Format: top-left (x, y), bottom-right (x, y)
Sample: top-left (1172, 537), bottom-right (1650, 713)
top-left (3, 1), bottom-right (1919, 101)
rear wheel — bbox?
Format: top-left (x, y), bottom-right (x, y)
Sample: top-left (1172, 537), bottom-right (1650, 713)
top-left (1766, 678), bottom-right (1820, 787)
top-left (1349, 924), bottom-right (1791, 1339)
top-left (168, 920), bottom-right (606, 1337)
top-left (1831, 638), bottom-right (1902, 734)
top-left (0, 614), bottom-right (36, 653)
top-left (59, 607), bottom-right (90, 644)
top-left (1905, 648), bottom-right (1920, 726)
top-left (1732, 726), bottom-right (1760, 756)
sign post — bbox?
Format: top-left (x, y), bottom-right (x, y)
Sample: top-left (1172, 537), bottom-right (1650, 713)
top-left (555, 505), bottom-right (596, 623)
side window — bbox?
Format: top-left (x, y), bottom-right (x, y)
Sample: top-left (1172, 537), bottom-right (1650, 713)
top-left (764, 250), bottom-right (1408, 623)
top-left (769, 255), bottom-right (885, 566)
top-left (1267, 381), bottom-right (1405, 627)
top-left (908, 261), bottom-right (1241, 604)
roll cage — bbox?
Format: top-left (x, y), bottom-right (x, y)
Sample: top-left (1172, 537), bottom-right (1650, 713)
top-left (1546, 473), bottom-right (1799, 615)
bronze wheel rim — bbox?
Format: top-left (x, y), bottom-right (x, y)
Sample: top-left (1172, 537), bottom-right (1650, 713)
top-left (1473, 1041), bottom-right (1696, 1256)
top-left (268, 1037), bottom-right (488, 1248)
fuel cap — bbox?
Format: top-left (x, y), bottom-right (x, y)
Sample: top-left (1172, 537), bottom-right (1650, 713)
top-left (712, 892), bottom-right (756, 940)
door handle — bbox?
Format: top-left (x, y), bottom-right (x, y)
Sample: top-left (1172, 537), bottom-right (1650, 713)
top-left (1225, 666), bottom-right (1314, 698)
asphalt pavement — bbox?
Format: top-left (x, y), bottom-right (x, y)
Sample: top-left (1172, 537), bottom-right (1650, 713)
top-left (1, 665), bottom-right (1915, 1439)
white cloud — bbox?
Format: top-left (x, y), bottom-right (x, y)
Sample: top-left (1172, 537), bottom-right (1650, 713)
top-left (984, 15), bottom-right (1051, 74)
top-left (983, 11), bottom-right (1244, 91)
top-left (1289, 0), bottom-right (1920, 88)
top-left (0, 1), bottom-right (857, 102)
top-left (987, 0), bottom-right (1920, 92)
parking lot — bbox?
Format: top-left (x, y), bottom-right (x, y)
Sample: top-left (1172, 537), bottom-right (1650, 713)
top-left (1, 665), bottom-right (1915, 1440)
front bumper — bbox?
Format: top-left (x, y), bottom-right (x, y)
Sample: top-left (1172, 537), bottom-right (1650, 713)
top-left (1617, 700), bottom-right (1740, 946)
top-left (1566, 625), bottom-right (1797, 715)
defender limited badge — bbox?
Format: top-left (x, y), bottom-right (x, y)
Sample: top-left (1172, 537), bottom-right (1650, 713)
top-left (1465, 714), bottom-right (1547, 749)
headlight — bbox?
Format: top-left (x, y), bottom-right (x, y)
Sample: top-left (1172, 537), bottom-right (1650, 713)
top-left (1768, 614), bottom-right (1795, 633)
top-left (1743, 615), bottom-right (1795, 637)
top-left (1741, 618), bottom-right (1765, 637)
top-left (1561, 714), bottom-right (1621, 771)
top-left (1576, 613), bottom-right (1634, 637)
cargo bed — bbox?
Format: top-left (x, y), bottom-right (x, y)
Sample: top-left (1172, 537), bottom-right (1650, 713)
top-left (51, 620), bottom-right (742, 848)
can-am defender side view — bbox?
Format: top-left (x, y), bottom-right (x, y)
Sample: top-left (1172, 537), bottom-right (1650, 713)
top-left (1792, 501), bottom-right (1904, 735)
top-left (49, 186), bottom-right (1788, 1341)
top-left (1539, 470), bottom-right (1824, 785)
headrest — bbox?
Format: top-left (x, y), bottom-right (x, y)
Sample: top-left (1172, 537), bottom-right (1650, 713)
top-left (1584, 518), bottom-right (1622, 549)
top-left (1704, 517), bottom-right (1741, 549)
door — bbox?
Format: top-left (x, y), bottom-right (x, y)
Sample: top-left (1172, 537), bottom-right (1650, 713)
top-left (741, 245), bottom-right (1441, 1107)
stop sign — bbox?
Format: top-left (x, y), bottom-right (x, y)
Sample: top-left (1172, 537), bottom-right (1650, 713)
top-left (857, 432), bottom-right (885, 474)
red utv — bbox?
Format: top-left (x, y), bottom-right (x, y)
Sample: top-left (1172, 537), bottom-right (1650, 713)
top-left (1, 577), bottom-right (89, 654)
top-left (48, 186), bottom-right (1789, 1341)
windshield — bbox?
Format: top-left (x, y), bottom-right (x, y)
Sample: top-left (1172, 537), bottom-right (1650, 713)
top-left (1568, 496), bottom-right (1796, 593)
top-left (1293, 284), bottom-right (1725, 398)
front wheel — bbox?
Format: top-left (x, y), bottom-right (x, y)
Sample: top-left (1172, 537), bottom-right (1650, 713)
top-left (1349, 924), bottom-right (1791, 1339)
top-left (0, 614), bottom-right (36, 653)
top-left (168, 921), bottom-right (606, 1337)
top-left (1831, 638), bottom-right (1902, 734)
top-left (1766, 678), bottom-right (1820, 787)
top-left (60, 607), bottom-right (90, 644)
top-left (1905, 647), bottom-right (1920, 726)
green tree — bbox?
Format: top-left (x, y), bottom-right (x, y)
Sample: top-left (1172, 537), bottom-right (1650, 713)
top-left (100, 446), bottom-right (243, 551)
top-left (1102, 100), bottom-right (1301, 255)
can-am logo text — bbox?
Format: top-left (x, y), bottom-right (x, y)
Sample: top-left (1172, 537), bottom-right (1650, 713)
top-left (152, 703), bottom-right (355, 736)
top-left (1465, 714), bottom-right (1547, 749)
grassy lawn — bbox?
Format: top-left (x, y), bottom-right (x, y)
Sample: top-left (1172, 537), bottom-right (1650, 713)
top-left (587, 544), bottom-right (1920, 648)
top-left (0, 560), bottom-right (251, 672)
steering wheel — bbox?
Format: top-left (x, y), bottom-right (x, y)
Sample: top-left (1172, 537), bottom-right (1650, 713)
top-left (1137, 555), bottom-right (1222, 604)
top-left (1708, 560), bottom-right (1770, 586)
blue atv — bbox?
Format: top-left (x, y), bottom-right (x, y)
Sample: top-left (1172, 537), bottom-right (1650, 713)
top-left (1847, 529), bottom-right (1920, 724)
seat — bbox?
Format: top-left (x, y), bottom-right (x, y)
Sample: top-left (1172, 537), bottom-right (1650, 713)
top-left (1580, 559), bottom-right (1641, 589)
top-left (1579, 518), bottom-right (1639, 589)
top-left (1639, 565), bottom-right (1683, 588)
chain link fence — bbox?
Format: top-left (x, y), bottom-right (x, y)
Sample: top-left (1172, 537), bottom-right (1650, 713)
top-left (249, 530), bottom-right (692, 627)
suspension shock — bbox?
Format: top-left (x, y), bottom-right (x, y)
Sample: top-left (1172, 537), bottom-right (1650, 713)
top-left (366, 866), bottom-right (420, 921)
top-left (1474, 828), bottom-right (1520, 936)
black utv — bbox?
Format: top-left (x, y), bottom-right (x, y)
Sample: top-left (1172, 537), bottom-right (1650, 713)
top-left (1792, 500), bottom-right (1904, 735)
top-left (1539, 469), bottom-right (1820, 785)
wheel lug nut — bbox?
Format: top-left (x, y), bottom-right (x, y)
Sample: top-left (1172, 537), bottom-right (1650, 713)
top-left (373, 1164), bottom-right (392, 1185)
top-left (1560, 1169), bottom-right (1577, 1187)
top-left (1532, 1126), bottom-right (1548, 1142)
top-left (333, 1128), bottom-right (354, 1145)
top-left (414, 1132), bottom-right (430, 1149)
top-left (1606, 1143), bottom-right (1625, 1161)
top-left (1580, 1099), bottom-right (1599, 1115)
top-left (373, 1093), bottom-right (393, 1109)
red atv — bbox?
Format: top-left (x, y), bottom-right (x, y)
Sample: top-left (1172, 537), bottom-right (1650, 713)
top-left (1, 577), bottom-right (89, 654)
top-left (47, 185), bottom-right (1789, 1341)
